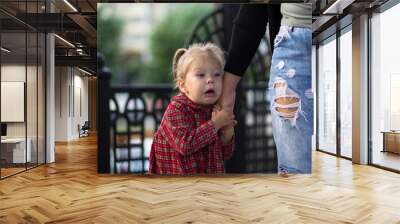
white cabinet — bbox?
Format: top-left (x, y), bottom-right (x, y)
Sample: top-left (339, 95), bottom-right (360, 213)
top-left (1, 138), bottom-right (31, 163)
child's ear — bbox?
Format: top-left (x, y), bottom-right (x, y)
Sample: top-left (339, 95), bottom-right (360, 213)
top-left (178, 80), bottom-right (188, 94)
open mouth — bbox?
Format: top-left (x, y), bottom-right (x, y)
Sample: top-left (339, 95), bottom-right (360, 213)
top-left (204, 89), bottom-right (215, 97)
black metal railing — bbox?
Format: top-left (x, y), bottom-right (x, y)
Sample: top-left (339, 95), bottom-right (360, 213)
top-left (109, 85), bottom-right (173, 173)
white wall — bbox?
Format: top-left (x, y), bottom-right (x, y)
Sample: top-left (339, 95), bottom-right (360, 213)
top-left (1, 63), bottom-right (46, 164)
top-left (1, 64), bottom-right (36, 137)
top-left (1, 65), bottom-right (30, 138)
top-left (1, 65), bottom-right (26, 140)
top-left (55, 67), bottom-right (89, 141)
top-left (55, 67), bottom-right (69, 141)
top-left (71, 72), bottom-right (89, 138)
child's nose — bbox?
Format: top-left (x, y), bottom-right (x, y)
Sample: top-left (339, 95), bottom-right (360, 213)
top-left (207, 75), bottom-right (214, 83)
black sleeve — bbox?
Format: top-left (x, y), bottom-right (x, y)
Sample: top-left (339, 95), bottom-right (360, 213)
top-left (224, 5), bottom-right (269, 77)
top-left (268, 4), bottom-right (282, 55)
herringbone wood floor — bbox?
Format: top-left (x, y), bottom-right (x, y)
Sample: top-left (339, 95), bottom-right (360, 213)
top-left (1, 135), bottom-right (400, 224)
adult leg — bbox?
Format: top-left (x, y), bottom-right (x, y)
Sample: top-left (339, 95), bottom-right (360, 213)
top-left (268, 26), bottom-right (313, 174)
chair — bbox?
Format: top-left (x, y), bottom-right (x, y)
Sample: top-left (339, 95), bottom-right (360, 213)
top-left (79, 121), bottom-right (90, 138)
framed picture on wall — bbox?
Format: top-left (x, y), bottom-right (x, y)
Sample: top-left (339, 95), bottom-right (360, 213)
top-left (1, 81), bottom-right (25, 122)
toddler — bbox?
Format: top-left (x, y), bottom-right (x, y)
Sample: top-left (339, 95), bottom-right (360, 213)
top-left (149, 43), bottom-right (235, 175)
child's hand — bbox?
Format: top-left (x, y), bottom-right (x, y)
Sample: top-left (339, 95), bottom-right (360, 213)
top-left (212, 107), bottom-right (235, 131)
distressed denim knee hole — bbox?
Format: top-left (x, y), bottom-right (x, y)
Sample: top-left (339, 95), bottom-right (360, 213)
top-left (272, 78), bottom-right (304, 127)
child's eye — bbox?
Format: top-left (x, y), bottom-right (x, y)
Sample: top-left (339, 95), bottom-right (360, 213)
top-left (214, 73), bottom-right (221, 77)
top-left (196, 73), bottom-right (205, 77)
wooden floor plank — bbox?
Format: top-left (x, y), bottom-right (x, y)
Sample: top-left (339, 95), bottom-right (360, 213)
top-left (0, 135), bottom-right (400, 223)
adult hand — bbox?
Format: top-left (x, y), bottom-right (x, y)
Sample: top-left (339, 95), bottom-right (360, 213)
top-left (212, 108), bottom-right (235, 131)
top-left (218, 72), bottom-right (241, 114)
top-left (213, 105), bottom-right (238, 128)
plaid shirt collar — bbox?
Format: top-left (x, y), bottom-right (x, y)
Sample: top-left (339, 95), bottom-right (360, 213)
top-left (172, 93), bottom-right (213, 112)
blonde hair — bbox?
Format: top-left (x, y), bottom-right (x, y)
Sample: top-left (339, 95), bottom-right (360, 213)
top-left (172, 42), bottom-right (225, 89)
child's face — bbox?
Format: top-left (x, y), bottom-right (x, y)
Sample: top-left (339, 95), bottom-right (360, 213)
top-left (179, 52), bottom-right (223, 106)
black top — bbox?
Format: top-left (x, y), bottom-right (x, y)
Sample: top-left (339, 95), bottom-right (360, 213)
top-left (224, 4), bottom-right (282, 77)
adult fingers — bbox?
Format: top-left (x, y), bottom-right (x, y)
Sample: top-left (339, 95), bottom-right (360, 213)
top-left (214, 104), bottom-right (222, 111)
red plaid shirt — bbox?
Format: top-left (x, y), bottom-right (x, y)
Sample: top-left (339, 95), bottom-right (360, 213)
top-left (149, 94), bottom-right (234, 175)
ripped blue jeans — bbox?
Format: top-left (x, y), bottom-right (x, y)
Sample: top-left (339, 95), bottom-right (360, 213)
top-left (268, 25), bottom-right (313, 174)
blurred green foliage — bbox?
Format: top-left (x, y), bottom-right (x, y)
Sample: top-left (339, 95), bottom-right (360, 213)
top-left (98, 4), bottom-right (213, 84)
top-left (97, 5), bottom-right (124, 83)
top-left (139, 5), bottom-right (213, 84)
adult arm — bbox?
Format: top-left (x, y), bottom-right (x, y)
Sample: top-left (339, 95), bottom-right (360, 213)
top-left (224, 5), bottom-right (269, 77)
top-left (222, 5), bottom-right (270, 113)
